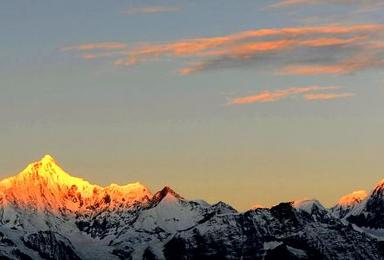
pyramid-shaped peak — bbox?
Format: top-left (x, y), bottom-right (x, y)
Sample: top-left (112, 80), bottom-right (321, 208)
top-left (33, 154), bottom-right (60, 168)
top-left (160, 186), bottom-right (183, 199)
top-left (38, 154), bottom-right (60, 167)
top-left (41, 154), bottom-right (56, 163)
top-left (18, 154), bottom-right (69, 181)
top-left (0, 156), bottom-right (154, 213)
top-left (151, 186), bottom-right (184, 204)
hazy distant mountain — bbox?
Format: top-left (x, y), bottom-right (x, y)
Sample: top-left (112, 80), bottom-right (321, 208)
top-left (0, 155), bottom-right (383, 259)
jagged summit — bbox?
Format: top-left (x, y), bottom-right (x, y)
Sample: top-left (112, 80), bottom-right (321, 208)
top-left (370, 178), bottom-right (384, 199)
top-left (151, 186), bottom-right (184, 204)
top-left (374, 178), bottom-right (384, 188)
top-left (22, 154), bottom-right (61, 173)
top-left (30, 154), bottom-right (58, 166)
top-left (331, 190), bottom-right (368, 219)
top-left (0, 157), bottom-right (384, 259)
top-left (344, 179), bottom-right (384, 228)
top-left (336, 190), bottom-right (367, 207)
top-left (12, 154), bottom-right (95, 195)
top-left (0, 155), bottom-right (153, 213)
top-left (41, 154), bottom-right (56, 163)
top-left (292, 199), bottom-right (325, 214)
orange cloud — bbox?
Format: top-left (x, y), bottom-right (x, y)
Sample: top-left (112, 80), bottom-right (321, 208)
top-left (229, 85), bottom-right (340, 105)
top-left (81, 54), bottom-right (98, 60)
top-left (299, 36), bottom-right (364, 47)
top-left (279, 54), bottom-right (384, 75)
top-left (61, 42), bottom-right (127, 52)
top-left (280, 64), bottom-right (352, 75)
top-left (122, 6), bottom-right (181, 15)
top-left (118, 24), bottom-right (381, 64)
top-left (62, 24), bottom-right (384, 75)
top-left (179, 62), bottom-right (207, 75)
top-left (80, 51), bottom-right (130, 61)
top-left (118, 24), bottom-right (384, 74)
top-left (304, 92), bottom-right (355, 100)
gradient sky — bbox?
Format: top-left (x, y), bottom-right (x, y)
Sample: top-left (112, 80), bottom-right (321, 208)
top-left (1, 0), bottom-right (384, 210)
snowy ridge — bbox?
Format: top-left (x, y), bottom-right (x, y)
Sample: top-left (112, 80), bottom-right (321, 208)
top-left (292, 199), bottom-right (324, 213)
top-left (0, 155), bottom-right (152, 214)
top-left (331, 190), bottom-right (368, 218)
top-left (0, 155), bottom-right (384, 259)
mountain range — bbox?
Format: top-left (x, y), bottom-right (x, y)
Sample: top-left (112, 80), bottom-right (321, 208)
top-left (0, 155), bottom-right (384, 259)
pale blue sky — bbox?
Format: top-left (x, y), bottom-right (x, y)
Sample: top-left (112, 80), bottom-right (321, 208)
top-left (1, 0), bottom-right (384, 210)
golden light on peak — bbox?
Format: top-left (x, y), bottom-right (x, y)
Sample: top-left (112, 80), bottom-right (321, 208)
top-left (41, 154), bottom-right (56, 163)
top-left (251, 204), bottom-right (264, 209)
top-left (337, 190), bottom-right (368, 207)
top-left (0, 156), bottom-right (153, 213)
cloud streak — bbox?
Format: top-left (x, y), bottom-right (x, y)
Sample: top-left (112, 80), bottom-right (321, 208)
top-left (304, 92), bottom-right (355, 100)
top-left (61, 24), bottom-right (384, 76)
top-left (61, 42), bottom-right (127, 52)
top-left (117, 24), bottom-right (384, 75)
top-left (279, 53), bottom-right (384, 75)
top-left (228, 85), bottom-right (352, 105)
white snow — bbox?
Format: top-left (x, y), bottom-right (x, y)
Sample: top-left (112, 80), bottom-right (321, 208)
top-left (292, 199), bottom-right (324, 213)
top-left (263, 241), bottom-right (282, 250)
top-left (287, 246), bottom-right (308, 258)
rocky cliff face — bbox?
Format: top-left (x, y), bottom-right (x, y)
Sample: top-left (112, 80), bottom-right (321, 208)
top-left (0, 155), bottom-right (384, 259)
top-left (22, 231), bottom-right (81, 260)
top-left (164, 202), bottom-right (383, 259)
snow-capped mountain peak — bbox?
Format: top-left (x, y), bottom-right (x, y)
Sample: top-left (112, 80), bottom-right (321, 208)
top-left (151, 186), bottom-right (184, 204)
top-left (345, 180), bottom-right (384, 228)
top-left (292, 199), bottom-right (324, 213)
top-left (141, 186), bottom-right (185, 214)
top-left (40, 154), bottom-right (56, 164)
top-left (331, 190), bottom-right (368, 218)
top-left (0, 156), bottom-right (384, 259)
top-left (337, 190), bottom-right (367, 208)
top-left (0, 155), bottom-right (152, 214)
top-left (20, 154), bottom-right (67, 177)
top-left (16, 154), bottom-right (95, 191)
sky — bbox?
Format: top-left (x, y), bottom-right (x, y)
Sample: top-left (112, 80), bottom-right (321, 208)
top-left (1, 0), bottom-right (384, 210)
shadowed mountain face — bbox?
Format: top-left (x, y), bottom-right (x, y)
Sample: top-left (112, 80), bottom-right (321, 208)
top-left (0, 155), bottom-right (384, 259)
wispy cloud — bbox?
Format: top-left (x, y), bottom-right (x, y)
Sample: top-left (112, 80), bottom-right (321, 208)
top-left (279, 53), bottom-right (384, 75)
top-left (304, 92), bottom-right (355, 100)
top-left (229, 85), bottom-right (345, 105)
top-left (115, 24), bottom-right (384, 75)
top-left (81, 54), bottom-right (98, 60)
top-left (61, 42), bottom-right (127, 52)
top-left (122, 6), bottom-right (181, 15)
top-left (61, 24), bottom-right (384, 75)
